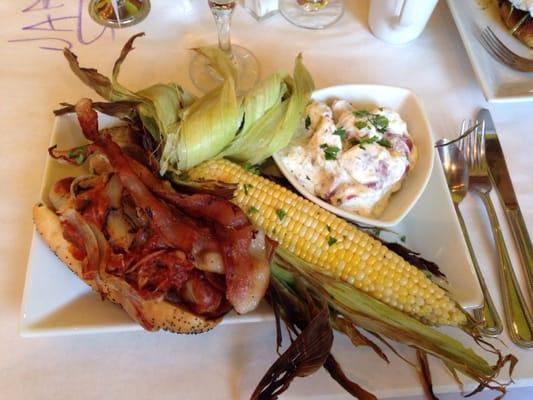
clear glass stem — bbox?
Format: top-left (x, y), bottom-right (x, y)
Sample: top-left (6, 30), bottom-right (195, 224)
top-left (190, 0), bottom-right (259, 94)
top-left (210, 3), bottom-right (234, 55)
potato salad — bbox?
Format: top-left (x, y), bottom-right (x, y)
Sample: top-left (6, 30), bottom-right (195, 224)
top-left (280, 100), bottom-right (417, 217)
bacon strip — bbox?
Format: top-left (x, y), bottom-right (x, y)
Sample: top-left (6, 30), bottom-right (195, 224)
top-left (75, 99), bottom-right (199, 253)
top-left (60, 209), bottom-right (100, 280)
top-left (123, 155), bottom-right (248, 230)
top-left (221, 226), bottom-right (271, 314)
top-left (179, 271), bottom-right (224, 315)
top-left (69, 98), bottom-right (271, 317)
top-left (134, 250), bottom-right (193, 299)
top-left (156, 191), bottom-right (249, 230)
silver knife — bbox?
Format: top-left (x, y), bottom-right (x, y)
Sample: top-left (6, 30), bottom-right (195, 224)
top-left (480, 108), bottom-right (533, 301)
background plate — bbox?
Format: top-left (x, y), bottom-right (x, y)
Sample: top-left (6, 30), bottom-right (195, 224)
top-left (447, 0), bottom-right (533, 103)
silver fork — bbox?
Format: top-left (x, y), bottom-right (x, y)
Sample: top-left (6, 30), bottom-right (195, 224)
top-left (479, 26), bottom-right (533, 72)
top-left (460, 120), bottom-right (533, 348)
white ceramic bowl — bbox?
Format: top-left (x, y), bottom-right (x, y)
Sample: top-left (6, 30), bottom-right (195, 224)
top-left (273, 84), bottom-right (434, 228)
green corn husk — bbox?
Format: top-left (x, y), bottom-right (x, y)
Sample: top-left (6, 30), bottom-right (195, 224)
top-left (63, 33), bottom-right (195, 142)
top-left (63, 34), bottom-right (314, 172)
top-left (241, 73), bottom-right (288, 133)
top-left (220, 54), bottom-right (314, 165)
top-left (270, 247), bottom-right (515, 397)
top-left (160, 48), bottom-right (242, 172)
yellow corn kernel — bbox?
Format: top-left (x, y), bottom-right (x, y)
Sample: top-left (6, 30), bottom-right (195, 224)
top-left (189, 159), bottom-right (466, 326)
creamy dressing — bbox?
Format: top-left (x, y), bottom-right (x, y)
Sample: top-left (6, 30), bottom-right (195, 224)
top-left (280, 101), bottom-right (417, 217)
top-left (509, 0), bottom-right (533, 17)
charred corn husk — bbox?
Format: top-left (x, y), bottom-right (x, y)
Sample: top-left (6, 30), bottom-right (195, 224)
top-left (188, 159), bottom-right (466, 326)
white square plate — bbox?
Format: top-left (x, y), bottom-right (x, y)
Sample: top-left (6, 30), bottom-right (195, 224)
top-left (20, 113), bottom-right (483, 337)
top-left (447, 0), bottom-right (533, 103)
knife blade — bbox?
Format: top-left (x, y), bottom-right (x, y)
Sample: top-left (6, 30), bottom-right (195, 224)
top-left (479, 108), bottom-right (533, 299)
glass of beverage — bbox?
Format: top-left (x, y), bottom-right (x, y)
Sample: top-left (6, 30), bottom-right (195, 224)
top-left (279, 0), bottom-right (344, 29)
top-left (88, 0), bottom-right (151, 28)
top-left (189, 0), bottom-right (260, 94)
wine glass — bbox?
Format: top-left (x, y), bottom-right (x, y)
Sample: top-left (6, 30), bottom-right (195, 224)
top-left (88, 0), bottom-right (151, 28)
top-left (189, 0), bottom-right (260, 95)
top-left (279, 0), bottom-right (344, 29)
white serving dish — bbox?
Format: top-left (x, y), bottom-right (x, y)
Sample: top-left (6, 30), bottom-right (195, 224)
top-left (273, 84), bottom-right (434, 228)
top-left (447, 0), bottom-right (533, 103)
top-left (20, 111), bottom-right (482, 337)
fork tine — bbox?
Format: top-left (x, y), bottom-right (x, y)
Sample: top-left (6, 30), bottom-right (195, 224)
top-left (479, 35), bottom-right (509, 65)
top-left (472, 120), bottom-right (478, 169)
top-left (466, 120), bottom-right (473, 167)
top-left (459, 119), bottom-right (468, 158)
top-left (479, 119), bottom-right (486, 166)
top-left (481, 34), bottom-right (513, 65)
top-left (470, 120), bottom-right (477, 168)
top-left (481, 29), bottom-right (517, 66)
top-left (470, 121), bottom-right (476, 169)
top-left (485, 27), bottom-right (518, 62)
top-left (473, 120), bottom-right (480, 170)
top-left (486, 26), bottom-right (530, 64)
top-left (462, 120), bottom-right (468, 161)
top-left (480, 27), bottom-right (533, 71)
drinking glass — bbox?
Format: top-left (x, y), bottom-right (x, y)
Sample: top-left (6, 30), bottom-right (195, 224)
top-left (88, 0), bottom-right (151, 28)
top-left (279, 0), bottom-right (344, 29)
top-left (189, 0), bottom-right (260, 94)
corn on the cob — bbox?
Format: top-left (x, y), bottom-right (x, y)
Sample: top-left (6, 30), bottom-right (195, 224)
top-left (188, 159), bottom-right (466, 326)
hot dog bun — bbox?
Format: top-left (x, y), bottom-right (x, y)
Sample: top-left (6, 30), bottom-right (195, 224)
top-left (33, 202), bottom-right (221, 334)
top-left (499, 0), bottom-right (533, 48)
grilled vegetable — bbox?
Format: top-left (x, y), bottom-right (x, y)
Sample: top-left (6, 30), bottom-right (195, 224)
top-left (63, 34), bottom-right (314, 174)
top-left (188, 159), bottom-right (466, 326)
top-left (265, 249), bottom-right (514, 399)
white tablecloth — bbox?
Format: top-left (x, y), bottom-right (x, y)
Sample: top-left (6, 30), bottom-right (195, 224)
top-left (1, 1), bottom-right (533, 399)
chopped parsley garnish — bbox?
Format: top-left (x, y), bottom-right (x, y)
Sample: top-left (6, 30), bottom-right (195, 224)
top-left (276, 208), bottom-right (287, 221)
top-left (248, 206), bottom-right (259, 215)
top-left (360, 136), bottom-right (379, 150)
top-left (355, 120), bottom-right (367, 130)
top-left (305, 115), bottom-right (311, 129)
top-left (243, 183), bottom-right (253, 195)
top-left (350, 135), bottom-right (387, 150)
top-left (333, 128), bottom-right (346, 139)
top-left (360, 136), bottom-right (379, 145)
top-left (242, 162), bottom-right (260, 175)
top-left (353, 110), bottom-right (370, 117)
top-left (67, 145), bottom-right (88, 165)
top-left (353, 110), bottom-right (389, 133)
top-left (370, 114), bottom-right (389, 133)
top-left (319, 144), bottom-right (340, 160)
top-left (377, 138), bottom-right (392, 148)
top-left (400, 235), bottom-right (407, 243)
top-left (327, 236), bottom-right (338, 246)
